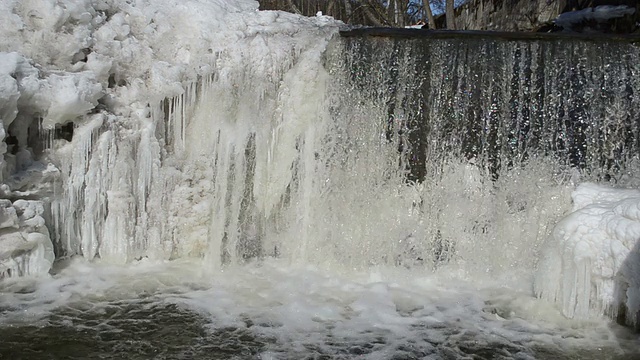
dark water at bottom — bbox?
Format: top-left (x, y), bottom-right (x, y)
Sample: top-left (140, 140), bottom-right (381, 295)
top-left (0, 300), bottom-right (268, 359)
top-left (1, 298), bottom-right (638, 360)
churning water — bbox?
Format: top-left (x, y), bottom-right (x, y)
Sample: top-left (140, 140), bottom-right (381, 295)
top-left (1, 259), bottom-right (639, 359)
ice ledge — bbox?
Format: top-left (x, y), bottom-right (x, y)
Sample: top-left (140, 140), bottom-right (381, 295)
top-left (535, 182), bottom-right (640, 329)
top-left (0, 199), bottom-right (54, 279)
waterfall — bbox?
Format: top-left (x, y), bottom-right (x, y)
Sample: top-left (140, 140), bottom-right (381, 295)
top-left (47, 31), bottom-right (640, 281)
top-left (335, 31), bottom-right (640, 326)
top-left (339, 33), bottom-right (640, 182)
top-left (2, 0), bottom-right (640, 332)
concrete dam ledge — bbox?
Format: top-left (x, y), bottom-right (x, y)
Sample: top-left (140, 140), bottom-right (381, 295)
top-left (339, 27), bottom-right (640, 43)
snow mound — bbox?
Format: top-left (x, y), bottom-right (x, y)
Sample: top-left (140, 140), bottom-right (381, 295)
top-left (535, 183), bottom-right (640, 327)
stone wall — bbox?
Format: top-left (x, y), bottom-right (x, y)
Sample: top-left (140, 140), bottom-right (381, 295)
top-left (453, 0), bottom-right (563, 31)
top-left (447, 0), bottom-right (639, 32)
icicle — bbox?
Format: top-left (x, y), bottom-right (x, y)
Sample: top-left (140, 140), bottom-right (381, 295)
top-left (51, 114), bottom-right (104, 257)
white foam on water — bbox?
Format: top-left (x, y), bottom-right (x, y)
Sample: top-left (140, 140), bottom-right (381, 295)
top-left (0, 259), bottom-right (635, 358)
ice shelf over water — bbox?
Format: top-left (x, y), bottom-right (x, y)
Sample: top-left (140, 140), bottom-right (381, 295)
top-left (0, 0), bottom-right (639, 330)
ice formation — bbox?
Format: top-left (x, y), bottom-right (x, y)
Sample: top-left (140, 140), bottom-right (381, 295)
top-left (0, 199), bottom-right (54, 278)
top-left (535, 183), bottom-right (640, 328)
top-left (0, 0), bottom-right (340, 274)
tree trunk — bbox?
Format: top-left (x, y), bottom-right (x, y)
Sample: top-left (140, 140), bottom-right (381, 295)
top-left (387, 0), bottom-right (396, 26)
top-left (424, 0), bottom-right (436, 29)
top-left (396, 0), bottom-right (407, 27)
top-left (327, 0), bottom-right (335, 16)
top-left (287, 0), bottom-right (302, 14)
top-left (343, 0), bottom-right (353, 22)
top-left (446, 0), bottom-right (456, 30)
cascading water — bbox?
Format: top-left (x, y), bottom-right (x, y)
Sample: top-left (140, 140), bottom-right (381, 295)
top-left (1, 1), bottom-right (639, 358)
top-left (335, 32), bottom-right (640, 327)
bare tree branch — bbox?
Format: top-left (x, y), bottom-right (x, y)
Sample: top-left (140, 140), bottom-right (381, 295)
top-left (352, 1), bottom-right (390, 26)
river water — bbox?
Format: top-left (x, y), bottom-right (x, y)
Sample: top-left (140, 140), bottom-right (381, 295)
top-left (1, 258), bottom-right (639, 359)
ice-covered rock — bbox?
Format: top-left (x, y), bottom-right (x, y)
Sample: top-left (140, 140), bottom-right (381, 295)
top-left (0, 52), bottom-right (39, 180)
top-left (0, 52), bottom-right (67, 280)
top-left (0, 52), bottom-right (81, 279)
top-left (40, 73), bottom-right (103, 129)
top-left (0, 199), bottom-right (18, 229)
top-left (0, 199), bottom-right (54, 279)
top-left (535, 183), bottom-right (640, 328)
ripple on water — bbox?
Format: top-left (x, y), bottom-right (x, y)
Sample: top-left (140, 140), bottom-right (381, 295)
top-left (1, 298), bottom-right (639, 360)
top-left (0, 300), bottom-right (269, 359)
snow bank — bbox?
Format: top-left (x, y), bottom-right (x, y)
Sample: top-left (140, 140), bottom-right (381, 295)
top-left (535, 183), bottom-right (640, 328)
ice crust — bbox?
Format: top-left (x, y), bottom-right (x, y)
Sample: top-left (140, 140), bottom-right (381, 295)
top-left (535, 183), bottom-right (640, 327)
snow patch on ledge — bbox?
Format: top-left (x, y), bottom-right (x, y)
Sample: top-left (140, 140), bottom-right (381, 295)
top-left (535, 182), bottom-right (640, 327)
